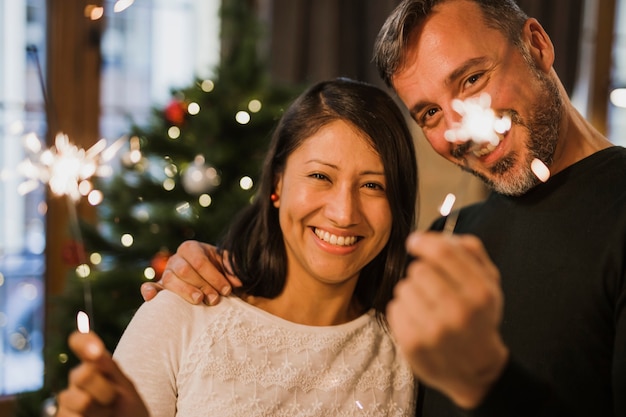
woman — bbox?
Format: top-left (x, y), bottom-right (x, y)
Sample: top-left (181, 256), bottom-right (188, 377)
top-left (57, 78), bottom-right (419, 417)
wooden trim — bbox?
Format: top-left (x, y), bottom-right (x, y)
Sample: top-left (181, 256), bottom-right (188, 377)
top-left (45, 0), bottom-right (102, 295)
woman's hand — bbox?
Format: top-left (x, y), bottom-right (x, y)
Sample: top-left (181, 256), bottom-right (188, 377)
top-left (56, 332), bottom-right (150, 417)
top-left (140, 240), bottom-right (242, 305)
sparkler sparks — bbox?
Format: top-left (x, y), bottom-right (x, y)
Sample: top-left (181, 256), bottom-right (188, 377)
top-left (14, 131), bottom-right (126, 328)
top-left (17, 132), bottom-right (125, 202)
top-left (77, 310), bottom-right (91, 334)
top-left (444, 92), bottom-right (511, 147)
top-left (531, 158), bottom-right (550, 182)
top-left (440, 92), bottom-right (511, 234)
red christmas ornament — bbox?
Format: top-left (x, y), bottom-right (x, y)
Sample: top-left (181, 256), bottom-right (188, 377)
top-left (164, 99), bottom-right (186, 126)
top-left (61, 240), bottom-right (87, 267)
top-left (150, 250), bottom-right (171, 280)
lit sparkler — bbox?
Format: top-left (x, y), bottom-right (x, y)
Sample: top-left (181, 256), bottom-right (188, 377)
top-left (440, 93), bottom-right (511, 233)
top-left (444, 92), bottom-right (511, 147)
top-left (77, 310), bottom-right (91, 334)
top-left (17, 132), bottom-right (124, 202)
top-left (17, 131), bottom-right (125, 325)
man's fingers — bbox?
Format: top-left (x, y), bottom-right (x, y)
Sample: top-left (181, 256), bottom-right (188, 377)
top-left (160, 265), bottom-right (212, 305)
top-left (405, 232), bottom-right (500, 288)
top-left (162, 241), bottom-right (243, 305)
top-left (140, 281), bottom-right (163, 301)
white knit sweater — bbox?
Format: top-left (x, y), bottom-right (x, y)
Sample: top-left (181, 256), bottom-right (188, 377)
top-left (114, 291), bottom-right (416, 417)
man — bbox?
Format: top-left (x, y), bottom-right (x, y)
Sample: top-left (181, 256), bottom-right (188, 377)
top-left (144, 1), bottom-right (626, 416)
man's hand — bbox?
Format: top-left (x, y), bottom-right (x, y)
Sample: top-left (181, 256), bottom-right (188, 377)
top-left (140, 241), bottom-right (242, 305)
top-left (387, 232), bottom-right (509, 409)
top-left (56, 332), bottom-right (149, 417)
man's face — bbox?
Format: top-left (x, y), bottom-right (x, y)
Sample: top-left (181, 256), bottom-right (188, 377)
top-left (392, 0), bottom-right (561, 196)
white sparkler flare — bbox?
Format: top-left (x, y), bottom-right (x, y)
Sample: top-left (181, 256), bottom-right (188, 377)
top-left (17, 132), bottom-right (126, 202)
top-left (444, 92), bottom-right (511, 146)
top-left (531, 158), bottom-right (550, 182)
top-left (77, 310), bottom-right (90, 334)
top-left (439, 193), bottom-right (457, 217)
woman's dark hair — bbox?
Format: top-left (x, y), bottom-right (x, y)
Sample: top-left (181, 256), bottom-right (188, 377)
top-left (219, 77), bottom-right (418, 320)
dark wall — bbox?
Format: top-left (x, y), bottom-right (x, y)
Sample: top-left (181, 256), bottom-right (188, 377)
top-left (266, 0), bottom-right (584, 94)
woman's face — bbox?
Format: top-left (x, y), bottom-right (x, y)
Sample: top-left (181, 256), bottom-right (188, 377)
top-left (274, 119), bottom-right (392, 291)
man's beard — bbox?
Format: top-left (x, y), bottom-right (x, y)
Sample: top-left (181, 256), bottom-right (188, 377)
top-left (467, 70), bottom-right (562, 196)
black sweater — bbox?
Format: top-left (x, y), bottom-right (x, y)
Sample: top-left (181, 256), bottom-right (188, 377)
top-left (421, 146), bottom-right (626, 417)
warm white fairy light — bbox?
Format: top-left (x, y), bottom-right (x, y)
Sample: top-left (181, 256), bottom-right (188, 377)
top-left (240, 176), bottom-right (253, 190)
top-left (248, 99), bottom-right (262, 113)
top-left (235, 111), bottom-right (251, 124)
top-left (201, 80), bottom-right (215, 92)
top-left (121, 234), bottom-right (134, 247)
top-left (163, 178), bottom-right (176, 190)
top-left (168, 126), bottom-right (181, 139)
top-left (187, 102), bottom-right (200, 115)
top-left (144, 267), bottom-right (156, 280)
top-left (199, 194), bottom-right (212, 207)
top-left (113, 0), bottom-right (134, 13)
top-left (89, 252), bottom-right (102, 265)
top-left (610, 88), bottom-right (626, 108)
top-left (444, 92), bottom-right (511, 146)
top-left (85, 5), bottom-right (104, 20)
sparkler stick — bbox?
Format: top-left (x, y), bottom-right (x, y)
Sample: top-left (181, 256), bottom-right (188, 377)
top-left (20, 46), bottom-right (124, 331)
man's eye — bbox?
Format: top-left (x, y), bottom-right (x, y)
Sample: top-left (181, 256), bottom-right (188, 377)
top-left (418, 107), bottom-right (439, 127)
top-left (465, 73), bottom-right (483, 87)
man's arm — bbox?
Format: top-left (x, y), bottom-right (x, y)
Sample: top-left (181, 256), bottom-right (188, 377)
top-left (141, 240), bottom-right (241, 305)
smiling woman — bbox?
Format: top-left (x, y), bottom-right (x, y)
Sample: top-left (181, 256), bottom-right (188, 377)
top-left (56, 78), bottom-right (419, 417)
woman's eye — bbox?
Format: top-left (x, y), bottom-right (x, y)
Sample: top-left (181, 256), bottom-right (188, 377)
top-left (311, 173), bottom-right (328, 180)
top-left (364, 182), bottom-right (384, 191)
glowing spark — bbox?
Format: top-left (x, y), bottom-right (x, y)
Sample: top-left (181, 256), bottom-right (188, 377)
top-left (444, 92), bottom-right (511, 146)
top-left (439, 193), bottom-right (457, 217)
top-left (17, 132), bottom-right (125, 202)
top-left (531, 158), bottom-right (550, 182)
top-left (77, 311), bottom-right (90, 334)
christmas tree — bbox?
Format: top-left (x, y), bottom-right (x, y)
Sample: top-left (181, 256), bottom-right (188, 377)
top-left (16, 0), bottom-right (300, 415)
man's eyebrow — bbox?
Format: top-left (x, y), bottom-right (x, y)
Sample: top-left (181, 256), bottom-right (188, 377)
top-left (408, 57), bottom-right (490, 118)
top-left (446, 57), bottom-right (489, 86)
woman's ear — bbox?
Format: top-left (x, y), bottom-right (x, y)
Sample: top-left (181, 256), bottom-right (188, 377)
top-left (272, 175), bottom-right (283, 208)
top-left (523, 18), bottom-right (555, 73)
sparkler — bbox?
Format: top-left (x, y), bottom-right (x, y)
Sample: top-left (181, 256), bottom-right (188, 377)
top-left (438, 93), bottom-right (552, 233)
top-left (17, 131), bottom-right (125, 326)
top-left (440, 93), bottom-right (511, 233)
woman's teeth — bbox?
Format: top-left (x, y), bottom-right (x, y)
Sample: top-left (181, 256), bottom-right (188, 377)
top-left (314, 228), bottom-right (357, 246)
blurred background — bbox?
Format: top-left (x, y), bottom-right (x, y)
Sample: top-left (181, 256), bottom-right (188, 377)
top-left (0, 0), bottom-right (624, 415)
